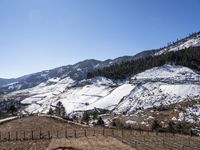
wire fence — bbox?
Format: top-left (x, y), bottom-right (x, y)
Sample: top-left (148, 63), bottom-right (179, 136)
top-left (0, 128), bottom-right (199, 150)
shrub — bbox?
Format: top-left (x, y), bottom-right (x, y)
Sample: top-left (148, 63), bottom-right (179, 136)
top-left (151, 119), bottom-right (161, 131)
top-left (96, 117), bottom-right (104, 126)
top-left (111, 118), bottom-right (124, 129)
top-left (81, 111), bottom-right (90, 124)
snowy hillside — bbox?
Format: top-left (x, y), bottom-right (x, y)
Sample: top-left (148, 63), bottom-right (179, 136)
top-left (113, 65), bottom-right (200, 114)
top-left (2, 65), bottom-right (200, 116)
top-left (134, 64), bottom-right (200, 82)
top-left (5, 77), bottom-right (123, 114)
top-left (156, 32), bottom-right (200, 55)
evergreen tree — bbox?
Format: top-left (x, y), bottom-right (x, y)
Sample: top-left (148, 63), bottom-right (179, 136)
top-left (48, 107), bottom-right (54, 115)
top-left (87, 47), bottom-right (200, 80)
top-left (92, 109), bottom-right (98, 119)
top-left (55, 101), bottom-right (66, 118)
top-left (151, 119), bottom-right (161, 131)
top-left (81, 111), bottom-right (90, 124)
top-left (96, 117), bottom-right (104, 126)
top-left (8, 105), bottom-right (17, 115)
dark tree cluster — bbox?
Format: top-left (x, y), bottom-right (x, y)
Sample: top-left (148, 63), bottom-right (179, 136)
top-left (87, 46), bottom-right (200, 80)
top-left (48, 101), bottom-right (66, 118)
top-left (162, 31), bottom-right (200, 50)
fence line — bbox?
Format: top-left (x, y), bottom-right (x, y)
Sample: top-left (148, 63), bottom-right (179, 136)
top-left (0, 128), bottom-right (199, 150)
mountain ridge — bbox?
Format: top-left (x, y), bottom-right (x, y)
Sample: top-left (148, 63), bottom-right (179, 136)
top-left (1, 31), bottom-right (199, 94)
top-left (0, 50), bottom-right (157, 94)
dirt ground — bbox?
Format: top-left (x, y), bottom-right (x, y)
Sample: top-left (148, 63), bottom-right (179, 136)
top-left (0, 136), bottom-right (134, 150)
top-left (0, 115), bottom-right (199, 150)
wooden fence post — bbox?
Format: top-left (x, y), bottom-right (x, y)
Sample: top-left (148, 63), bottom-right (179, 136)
top-left (48, 131), bottom-right (51, 139)
top-left (65, 130), bottom-right (68, 138)
top-left (40, 130), bottom-right (42, 139)
top-left (122, 129), bottom-right (124, 137)
top-left (31, 131), bottom-right (34, 140)
top-left (0, 132), bottom-right (1, 141)
top-left (23, 131), bottom-right (26, 140)
top-left (93, 129), bottom-right (95, 136)
top-left (57, 130), bottom-right (59, 138)
top-left (84, 129), bottom-right (87, 137)
top-left (111, 129), bottom-right (114, 136)
top-left (15, 131), bottom-right (18, 141)
top-left (8, 132), bottom-right (10, 141)
top-left (188, 136), bottom-right (191, 146)
top-left (103, 128), bottom-right (105, 136)
top-left (74, 130), bottom-right (77, 138)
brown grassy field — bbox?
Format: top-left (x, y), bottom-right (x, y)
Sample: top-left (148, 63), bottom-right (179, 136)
top-left (0, 136), bottom-right (133, 150)
top-left (0, 115), bottom-right (199, 150)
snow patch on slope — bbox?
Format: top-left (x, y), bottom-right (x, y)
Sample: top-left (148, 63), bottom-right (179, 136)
top-left (18, 77), bottom-right (120, 114)
top-left (160, 84), bottom-right (200, 97)
top-left (87, 84), bottom-right (135, 110)
top-left (114, 65), bottom-right (200, 114)
top-left (178, 105), bottom-right (200, 123)
top-left (133, 64), bottom-right (200, 81)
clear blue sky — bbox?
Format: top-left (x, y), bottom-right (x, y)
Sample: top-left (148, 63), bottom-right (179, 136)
top-left (0, 0), bottom-right (200, 78)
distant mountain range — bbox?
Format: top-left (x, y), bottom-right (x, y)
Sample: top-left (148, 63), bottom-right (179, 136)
top-left (0, 31), bottom-right (199, 89)
top-left (0, 50), bottom-right (158, 94)
top-left (1, 31), bottom-right (200, 93)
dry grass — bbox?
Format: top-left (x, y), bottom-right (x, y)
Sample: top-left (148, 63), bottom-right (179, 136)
top-left (0, 116), bottom-right (199, 150)
top-left (47, 136), bottom-right (134, 150)
top-left (0, 136), bottom-right (134, 150)
top-left (0, 140), bottom-right (50, 150)
top-left (0, 115), bottom-right (82, 133)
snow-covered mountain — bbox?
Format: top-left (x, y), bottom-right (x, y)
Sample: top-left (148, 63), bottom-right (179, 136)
top-left (1, 31), bottom-right (200, 94)
top-left (0, 52), bottom-right (156, 94)
top-left (155, 31), bottom-right (200, 55)
top-left (2, 65), bottom-right (200, 117)
top-left (1, 31), bottom-right (200, 121)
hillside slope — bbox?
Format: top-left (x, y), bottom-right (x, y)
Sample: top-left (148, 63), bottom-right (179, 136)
top-left (156, 31), bottom-right (200, 55)
top-left (114, 65), bottom-right (200, 114)
top-left (2, 65), bottom-right (200, 120)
